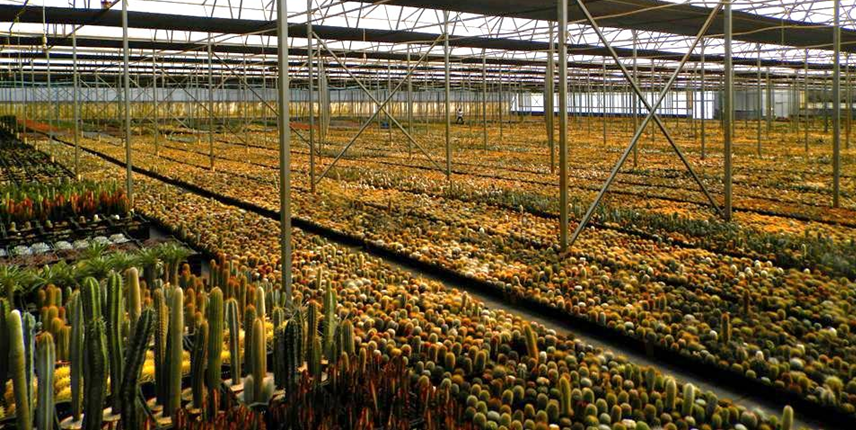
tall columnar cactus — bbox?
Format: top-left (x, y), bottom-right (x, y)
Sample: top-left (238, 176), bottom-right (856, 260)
top-left (720, 313), bottom-right (732, 344)
top-left (665, 378), bottom-right (677, 412)
top-left (283, 318), bottom-right (301, 392)
top-left (225, 298), bottom-right (241, 385)
top-left (126, 267), bottom-right (142, 334)
top-left (340, 319), bottom-right (355, 357)
top-left (523, 323), bottom-right (539, 363)
top-left (69, 292), bottom-right (84, 421)
top-left (81, 277), bottom-right (107, 430)
top-left (0, 298), bottom-right (10, 397)
top-left (291, 307), bottom-right (304, 363)
top-left (306, 300), bottom-right (319, 350)
top-left (153, 288), bottom-right (169, 407)
top-left (254, 288), bottom-right (266, 323)
top-left (681, 383), bottom-right (696, 417)
top-left (8, 310), bottom-right (32, 430)
top-left (192, 319), bottom-right (209, 410)
top-left (106, 271), bottom-right (125, 413)
top-left (206, 288), bottom-right (224, 414)
top-left (22, 310), bottom-right (36, 415)
top-left (309, 336), bottom-right (322, 380)
top-left (322, 283), bottom-right (338, 361)
top-left (251, 317), bottom-right (266, 403)
top-left (243, 305), bottom-right (256, 377)
top-left (559, 376), bottom-right (572, 417)
top-left (781, 405), bottom-right (794, 430)
top-left (120, 308), bottom-right (154, 430)
top-left (273, 325), bottom-right (285, 389)
top-left (166, 288), bottom-right (184, 418)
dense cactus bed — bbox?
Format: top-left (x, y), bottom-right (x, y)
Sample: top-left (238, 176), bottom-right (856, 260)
top-left (0, 132), bottom-right (815, 429)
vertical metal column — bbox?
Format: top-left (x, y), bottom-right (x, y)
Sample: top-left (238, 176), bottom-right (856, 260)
top-left (558, 0), bottom-right (569, 251)
top-left (72, 32), bottom-right (80, 177)
top-left (499, 67), bottom-right (503, 140)
top-left (847, 55), bottom-right (852, 150)
top-left (723, 0), bottom-right (733, 221)
top-left (546, 25), bottom-right (555, 172)
top-left (276, 0), bottom-right (293, 306)
top-left (122, 0), bottom-right (134, 205)
top-left (832, 0), bottom-right (840, 208)
top-left (632, 29), bottom-right (638, 167)
top-left (805, 49), bottom-right (809, 152)
top-left (153, 50), bottom-right (159, 156)
top-left (444, 10), bottom-right (452, 186)
top-left (756, 43), bottom-right (762, 156)
top-left (766, 69), bottom-right (772, 136)
top-left (602, 58), bottom-right (606, 146)
top-left (700, 40), bottom-right (706, 160)
top-left (208, 40), bottom-right (215, 170)
top-left (307, 2), bottom-right (316, 193)
top-left (408, 45), bottom-right (414, 158)
top-left (482, 51), bottom-right (488, 151)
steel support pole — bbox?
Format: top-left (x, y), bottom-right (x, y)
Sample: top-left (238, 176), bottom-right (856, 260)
top-left (632, 29), bottom-right (639, 167)
top-left (208, 40), bottom-right (215, 170)
top-left (444, 10), bottom-right (452, 187)
top-left (766, 69), bottom-right (772, 136)
top-left (153, 50), bottom-right (159, 157)
top-left (546, 25), bottom-right (555, 173)
top-left (724, 0), bottom-right (733, 221)
top-left (602, 58), bottom-right (607, 146)
top-left (276, 0), bottom-right (293, 306)
top-left (558, 0), bottom-right (569, 251)
top-left (805, 50), bottom-right (809, 152)
top-left (408, 45), bottom-right (414, 158)
top-left (72, 32), bottom-right (80, 177)
top-left (833, 0), bottom-right (840, 208)
top-left (122, 0), bottom-right (133, 206)
top-left (482, 51), bottom-right (488, 151)
top-left (307, 2), bottom-right (316, 193)
top-left (700, 40), bottom-right (706, 160)
top-left (757, 44), bottom-right (762, 156)
top-left (847, 56), bottom-right (852, 150)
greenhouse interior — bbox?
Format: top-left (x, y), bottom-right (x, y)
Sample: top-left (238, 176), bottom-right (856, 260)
top-left (0, 0), bottom-right (854, 429)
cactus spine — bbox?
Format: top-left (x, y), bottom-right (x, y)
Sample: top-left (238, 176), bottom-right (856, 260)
top-left (191, 319), bottom-right (209, 409)
top-left (153, 288), bottom-right (169, 407)
top-left (106, 271), bottom-right (124, 413)
top-left (226, 298), bottom-right (241, 385)
top-left (166, 288), bottom-right (184, 418)
top-left (81, 277), bottom-right (107, 430)
top-left (206, 288), bottom-right (224, 414)
top-left (8, 310), bottom-right (32, 430)
top-left (120, 308), bottom-right (154, 430)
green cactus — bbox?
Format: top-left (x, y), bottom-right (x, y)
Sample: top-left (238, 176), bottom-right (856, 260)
top-left (81, 278), bottom-right (107, 430)
top-left (251, 317), bottom-right (266, 402)
top-left (153, 288), bottom-right (169, 407)
top-left (243, 305), bottom-right (256, 377)
top-left (559, 377), bottom-right (572, 417)
top-left (0, 299), bottom-right (10, 400)
top-left (127, 267), bottom-right (142, 335)
top-left (743, 289), bottom-right (751, 315)
top-left (322, 283), bottom-right (338, 361)
top-left (781, 405), bottom-right (794, 430)
top-left (341, 319), bottom-right (355, 356)
top-left (474, 350), bottom-right (486, 375)
top-left (273, 325), bottom-right (285, 389)
top-left (254, 288), bottom-right (266, 323)
top-left (720, 313), bottom-right (731, 344)
top-left (309, 335), bottom-right (322, 380)
top-left (523, 323), bottom-right (539, 363)
top-left (226, 298), bottom-right (241, 385)
top-left (206, 287), bottom-right (225, 413)
top-left (105, 271), bottom-right (124, 414)
top-left (291, 307), bottom-right (304, 363)
top-left (8, 310), bottom-right (32, 430)
top-left (681, 383), bottom-right (695, 417)
top-left (120, 308), bottom-right (154, 430)
top-left (22, 310), bottom-right (35, 415)
top-left (69, 292), bottom-right (84, 421)
top-left (665, 378), bottom-right (677, 412)
top-left (306, 300), bottom-right (319, 350)
top-left (166, 288), bottom-right (184, 418)
top-left (284, 317), bottom-right (301, 392)
top-left (192, 319), bottom-right (209, 410)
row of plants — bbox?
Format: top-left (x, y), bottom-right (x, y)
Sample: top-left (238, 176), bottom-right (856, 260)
top-left (0, 134), bottom-right (71, 185)
top-left (0, 179), bottom-right (130, 226)
top-left (12, 139), bottom-right (805, 430)
top-left (49, 131), bottom-right (856, 419)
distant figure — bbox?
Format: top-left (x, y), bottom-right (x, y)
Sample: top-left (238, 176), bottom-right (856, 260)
top-left (101, 0), bottom-right (111, 9)
top-left (456, 107), bottom-right (464, 124)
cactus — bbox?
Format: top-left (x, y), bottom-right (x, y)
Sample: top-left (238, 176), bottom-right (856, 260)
top-left (523, 322), bottom-right (539, 363)
top-left (284, 317), bottom-right (301, 392)
top-left (22, 310), bottom-right (36, 415)
top-left (206, 287), bottom-right (225, 414)
top-left (251, 317), bottom-right (266, 402)
top-left (720, 313), bottom-right (731, 344)
top-left (166, 288), bottom-right (184, 418)
top-left (153, 288), bottom-right (169, 407)
top-left (127, 268), bottom-right (142, 334)
top-left (681, 383), bottom-right (695, 417)
top-left (120, 308), bottom-right (154, 430)
top-left (226, 298), bottom-right (241, 385)
top-left (340, 319), bottom-right (355, 356)
top-left (192, 319), bottom-right (209, 409)
top-left (306, 300), bottom-right (319, 350)
top-left (254, 288), bottom-right (266, 323)
top-left (322, 283), bottom-right (337, 361)
top-left (781, 405), bottom-right (793, 430)
top-left (81, 278), bottom-right (107, 430)
top-left (8, 310), bottom-right (32, 430)
top-left (742, 289), bottom-right (751, 315)
top-left (243, 305), bottom-right (256, 377)
top-left (665, 378), bottom-right (677, 412)
top-left (0, 299), bottom-right (10, 397)
top-left (36, 333), bottom-right (56, 430)
top-left (69, 292), bottom-right (84, 421)
top-left (559, 376), bottom-right (572, 417)
top-left (309, 335), bottom-right (322, 380)
top-left (273, 325), bottom-right (285, 389)
top-left (106, 271), bottom-right (124, 413)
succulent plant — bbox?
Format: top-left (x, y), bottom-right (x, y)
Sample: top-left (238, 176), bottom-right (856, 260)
top-left (225, 298), bottom-right (241, 385)
top-left (105, 271), bottom-right (124, 413)
top-left (119, 307), bottom-right (154, 430)
top-left (206, 287), bottom-right (225, 413)
top-left (191, 319), bottom-right (209, 410)
top-left (153, 287), bottom-right (170, 407)
top-left (68, 291), bottom-right (84, 421)
top-left (81, 277), bottom-right (107, 430)
top-left (8, 309), bottom-right (32, 430)
top-left (167, 287), bottom-right (185, 418)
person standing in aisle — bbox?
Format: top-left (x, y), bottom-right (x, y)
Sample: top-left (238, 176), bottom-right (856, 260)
top-left (456, 106), bottom-right (464, 124)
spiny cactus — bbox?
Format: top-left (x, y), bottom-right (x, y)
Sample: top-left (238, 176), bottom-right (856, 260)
top-left (37, 333), bottom-right (56, 430)
top-left (322, 283), bottom-right (338, 361)
top-left (207, 287), bottom-right (225, 413)
top-left (306, 300), bottom-right (319, 351)
top-left (523, 322), bottom-right (539, 363)
top-left (681, 382), bottom-right (696, 417)
top-left (120, 308), bottom-right (154, 430)
top-left (742, 289), bottom-right (751, 315)
top-left (81, 278), bottom-right (107, 430)
top-left (0, 299), bottom-right (10, 399)
top-left (340, 319), bottom-right (355, 356)
top-left (153, 288), bottom-right (169, 407)
top-left (106, 271), bottom-right (125, 413)
top-left (127, 267), bottom-right (141, 334)
top-left (251, 317), bottom-right (267, 402)
top-left (309, 335), bottom-right (322, 380)
top-left (22, 310), bottom-right (36, 415)
top-left (8, 310), bottom-right (32, 430)
top-left (166, 287), bottom-right (184, 418)
top-left (781, 405), bottom-right (794, 430)
top-left (284, 317), bottom-right (301, 392)
top-left (67, 292), bottom-right (83, 421)
top-left (720, 313), bottom-right (731, 344)
top-left (559, 376), bottom-right (571, 417)
top-left (243, 305), bottom-right (256, 377)
top-left (192, 319), bottom-right (209, 410)
top-left (665, 377), bottom-right (677, 412)
top-left (226, 298), bottom-right (241, 385)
